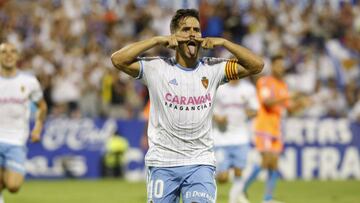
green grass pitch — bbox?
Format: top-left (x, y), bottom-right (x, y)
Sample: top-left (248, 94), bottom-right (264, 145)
top-left (4, 179), bottom-right (360, 203)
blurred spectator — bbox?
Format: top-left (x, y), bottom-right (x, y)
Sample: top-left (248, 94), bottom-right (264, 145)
top-left (0, 0), bottom-right (359, 119)
top-left (349, 91), bottom-right (360, 123)
top-left (101, 133), bottom-right (129, 178)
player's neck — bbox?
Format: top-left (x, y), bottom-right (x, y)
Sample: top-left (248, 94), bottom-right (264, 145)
top-left (0, 67), bottom-right (17, 78)
top-left (176, 54), bottom-right (198, 69)
top-left (272, 73), bottom-right (283, 81)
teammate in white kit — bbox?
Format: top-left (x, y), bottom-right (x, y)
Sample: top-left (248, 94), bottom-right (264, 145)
top-left (111, 9), bottom-right (263, 203)
top-left (213, 79), bottom-right (258, 203)
top-left (0, 43), bottom-right (47, 202)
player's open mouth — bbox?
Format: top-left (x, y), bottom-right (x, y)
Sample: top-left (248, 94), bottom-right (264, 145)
top-left (187, 41), bottom-right (197, 56)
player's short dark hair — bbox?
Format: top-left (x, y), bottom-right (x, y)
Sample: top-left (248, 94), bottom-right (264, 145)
top-left (170, 9), bottom-right (200, 33)
top-left (271, 54), bottom-right (284, 63)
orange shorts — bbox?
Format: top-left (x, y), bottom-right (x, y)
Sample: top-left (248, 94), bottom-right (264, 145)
top-left (254, 132), bottom-right (283, 153)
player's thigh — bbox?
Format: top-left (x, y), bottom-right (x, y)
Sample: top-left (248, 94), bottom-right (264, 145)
top-left (147, 167), bottom-right (181, 203)
top-left (261, 152), bottom-right (279, 170)
top-left (216, 171), bottom-right (229, 184)
top-left (215, 147), bottom-right (231, 171)
top-left (230, 145), bottom-right (250, 172)
top-left (181, 165), bottom-right (216, 203)
top-left (214, 147), bottom-right (230, 182)
top-left (3, 144), bottom-right (26, 192)
top-left (4, 170), bottom-right (24, 193)
top-left (267, 140), bottom-right (282, 170)
top-left (233, 167), bottom-right (242, 177)
top-left (268, 153), bottom-right (279, 170)
top-left (260, 152), bottom-right (272, 169)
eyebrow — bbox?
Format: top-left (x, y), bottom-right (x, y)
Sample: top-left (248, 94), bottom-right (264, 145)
top-left (181, 26), bottom-right (200, 29)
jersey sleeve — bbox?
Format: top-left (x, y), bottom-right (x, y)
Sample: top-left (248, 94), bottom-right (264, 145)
top-left (29, 76), bottom-right (43, 102)
top-left (204, 58), bottom-right (239, 86)
top-left (223, 59), bottom-right (240, 82)
top-left (136, 57), bottom-right (163, 86)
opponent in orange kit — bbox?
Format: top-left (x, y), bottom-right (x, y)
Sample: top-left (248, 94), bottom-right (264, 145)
top-left (236, 55), bottom-right (310, 203)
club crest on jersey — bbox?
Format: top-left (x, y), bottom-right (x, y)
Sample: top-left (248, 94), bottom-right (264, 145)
top-left (201, 76), bottom-right (208, 89)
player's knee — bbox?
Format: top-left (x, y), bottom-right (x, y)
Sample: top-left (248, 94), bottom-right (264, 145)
top-left (6, 181), bottom-right (22, 193)
top-left (261, 159), bottom-right (270, 169)
top-left (234, 168), bottom-right (242, 177)
top-left (7, 184), bottom-right (21, 193)
top-left (269, 162), bottom-right (278, 170)
top-left (217, 173), bottom-right (229, 184)
top-left (269, 158), bottom-right (278, 170)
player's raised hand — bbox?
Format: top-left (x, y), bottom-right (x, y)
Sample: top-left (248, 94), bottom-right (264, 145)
top-left (217, 116), bottom-right (228, 133)
top-left (195, 37), bottom-right (225, 49)
top-left (156, 35), bottom-right (189, 49)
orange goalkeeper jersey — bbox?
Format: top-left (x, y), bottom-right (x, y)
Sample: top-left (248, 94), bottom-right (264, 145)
top-left (254, 76), bottom-right (289, 138)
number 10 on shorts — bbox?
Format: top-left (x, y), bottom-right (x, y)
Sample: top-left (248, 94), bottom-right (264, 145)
top-left (148, 179), bottom-right (164, 199)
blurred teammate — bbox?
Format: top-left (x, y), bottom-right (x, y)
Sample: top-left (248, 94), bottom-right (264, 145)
top-left (213, 79), bottom-right (258, 203)
top-left (0, 42), bottom-right (47, 202)
top-left (237, 55), bottom-right (309, 203)
top-left (111, 8), bottom-right (263, 203)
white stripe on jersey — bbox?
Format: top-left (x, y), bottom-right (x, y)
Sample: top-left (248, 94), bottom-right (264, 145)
top-left (0, 72), bottom-right (43, 146)
top-left (139, 57), bottom-right (229, 167)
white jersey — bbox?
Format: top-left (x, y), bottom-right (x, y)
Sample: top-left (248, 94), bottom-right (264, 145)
top-left (213, 79), bottom-right (258, 146)
top-left (0, 72), bottom-right (43, 146)
top-left (138, 57), bottom-right (238, 167)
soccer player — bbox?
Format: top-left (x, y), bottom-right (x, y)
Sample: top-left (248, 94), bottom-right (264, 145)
top-left (111, 9), bottom-right (264, 203)
top-left (212, 79), bottom-right (258, 203)
top-left (0, 42), bottom-right (47, 202)
top-left (237, 55), bottom-right (309, 203)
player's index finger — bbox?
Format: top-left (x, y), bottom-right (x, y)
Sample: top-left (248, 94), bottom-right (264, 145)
top-left (194, 37), bottom-right (204, 42)
top-left (175, 35), bottom-right (188, 42)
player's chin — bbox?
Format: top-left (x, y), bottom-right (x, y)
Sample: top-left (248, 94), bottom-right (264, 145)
top-left (2, 62), bottom-right (15, 69)
top-left (185, 50), bottom-right (198, 59)
top-left (186, 54), bottom-right (197, 59)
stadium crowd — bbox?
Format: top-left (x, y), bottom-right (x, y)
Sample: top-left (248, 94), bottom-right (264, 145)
top-left (0, 0), bottom-right (359, 121)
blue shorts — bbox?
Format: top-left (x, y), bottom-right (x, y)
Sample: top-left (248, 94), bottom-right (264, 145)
top-left (147, 165), bottom-right (216, 203)
top-left (215, 144), bottom-right (250, 173)
top-left (0, 142), bottom-right (26, 175)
